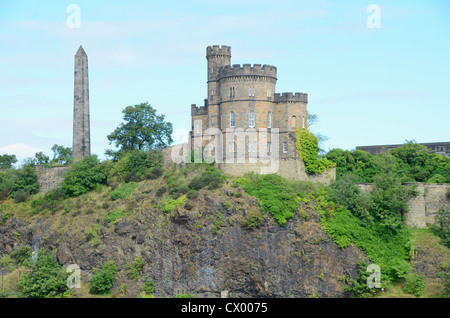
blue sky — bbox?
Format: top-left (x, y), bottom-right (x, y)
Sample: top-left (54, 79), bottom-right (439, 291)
top-left (0, 0), bottom-right (449, 163)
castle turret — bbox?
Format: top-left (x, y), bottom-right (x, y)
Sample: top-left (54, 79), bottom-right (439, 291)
top-left (206, 45), bottom-right (231, 129)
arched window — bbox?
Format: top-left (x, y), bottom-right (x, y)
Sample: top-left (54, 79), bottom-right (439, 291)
top-left (302, 116), bottom-right (305, 129)
top-left (291, 115), bottom-right (296, 129)
top-left (267, 111), bottom-right (272, 128)
top-left (230, 111), bottom-right (235, 127)
top-left (249, 110), bottom-right (255, 127)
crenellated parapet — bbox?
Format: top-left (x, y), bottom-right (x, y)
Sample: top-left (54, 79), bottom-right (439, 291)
top-left (191, 104), bottom-right (208, 116)
top-left (219, 64), bottom-right (277, 81)
top-left (274, 92), bottom-right (308, 103)
top-left (206, 45), bottom-right (231, 58)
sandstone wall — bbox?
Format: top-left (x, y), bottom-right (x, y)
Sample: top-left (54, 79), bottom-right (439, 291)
top-left (35, 166), bottom-right (70, 193)
top-left (357, 183), bottom-right (450, 228)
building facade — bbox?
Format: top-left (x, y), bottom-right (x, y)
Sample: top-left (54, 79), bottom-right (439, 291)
top-left (190, 45), bottom-right (308, 163)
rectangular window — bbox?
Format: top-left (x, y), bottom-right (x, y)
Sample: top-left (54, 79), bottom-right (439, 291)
top-left (249, 110), bottom-right (255, 128)
top-left (267, 142), bottom-right (272, 154)
top-left (229, 142), bottom-right (236, 153)
top-left (283, 142), bottom-right (288, 153)
top-left (248, 141), bottom-right (256, 153)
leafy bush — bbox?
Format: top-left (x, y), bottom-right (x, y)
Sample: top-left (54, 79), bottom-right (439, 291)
top-left (161, 195), bottom-right (187, 214)
top-left (11, 246), bottom-right (32, 267)
top-left (110, 182), bottom-right (137, 201)
top-left (156, 186), bottom-right (167, 197)
top-left (14, 190), bottom-right (30, 203)
top-left (241, 174), bottom-right (299, 226)
top-left (61, 155), bottom-right (107, 197)
top-left (145, 167), bottom-right (163, 180)
top-left (428, 206), bottom-right (450, 248)
top-left (342, 261), bottom-right (379, 298)
top-left (18, 250), bottom-right (71, 298)
top-left (242, 208), bottom-right (266, 229)
top-left (126, 256), bottom-right (145, 280)
top-left (104, 209), bottom-right (127, 224)
top-left (403, 272), bottom-right (425, 296)
top-left (188, 167), bottom-right (226, 191)
top-left (89, 261), bottom-right (118, 295)
top-left (296, 127), bottom-right (334, 175)
top-left (9, 163), bottom-right (39, 198)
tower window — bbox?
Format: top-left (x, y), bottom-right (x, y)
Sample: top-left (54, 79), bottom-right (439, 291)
top-left (283, 142), bottom-right (288, 153)
top-left (267, 111), bottom-right (272, 128)
top-left (230, 111), bottom-right (235, 127)
top-left (302, 116), bottom-right (305, 129)
top-left (249, 87), bottom-right (255, 97)
top-left (267, 89), bottom-right (271, 98)
top-left (230, 87), bottom-right (235, 98)
top-left (248, 141), bottom-right (256, 153)
top-left (249, 110), bottom-right (255, 128)
top-left (267, 142), bottom-right (272, 154)
top-left (196, 123), bottom-right (201, 134)
top-left (291, 115), bottom-right (296, 129)
top-left (229, 142), bottom-right (236, 153)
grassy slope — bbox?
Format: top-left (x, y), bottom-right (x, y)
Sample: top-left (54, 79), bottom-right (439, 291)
top-left (1, 168), bottom-right (449, 298)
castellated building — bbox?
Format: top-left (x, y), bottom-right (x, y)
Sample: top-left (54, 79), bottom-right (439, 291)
top-left (187, 45), bottom-right (337, 183)
top-left (190, 45), bottom-right (308, 163)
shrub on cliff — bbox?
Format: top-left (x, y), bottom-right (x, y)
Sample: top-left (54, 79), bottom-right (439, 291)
top-left (89, 261), bottom-right (118, 295)
top-left (61, 155), bottom-right (107, 197)
top-left (18, 250), bottom-right (71, 298)
top-left (188, 167), bottom-right (226, 190)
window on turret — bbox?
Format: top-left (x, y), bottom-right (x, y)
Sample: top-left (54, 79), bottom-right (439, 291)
top-left (283, 142), bottom-right (288, 153)
top-left (230, 111), bottom-right (235, 127)
top-left (291, 115), bottom-right (296, 129)
top-left (249, 110), bottom-right (255, 127)
top-left (229, 142), bottom-right (236, 153)
top-left (267, 112), bottom-right (272, 128)
top-left (248, 141), bottom-right (256, 153)
top-left (302, 116), bottom-right (305, 129)
top-left (196, 123), bottom-right (201, 134)
top-left (267, 89), bottom-right (271, 98)
top-left (230, 87), bottom-right (235, 98)
top-left (249, 87), bottom-right (255, 97)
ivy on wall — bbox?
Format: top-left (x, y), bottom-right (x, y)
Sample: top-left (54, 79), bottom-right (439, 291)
top-left (296, 126), bottom-right (334, 175)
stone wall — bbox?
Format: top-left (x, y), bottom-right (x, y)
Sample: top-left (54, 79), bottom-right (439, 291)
top-left (357, 183), bottom-right (450, 228)
top-left (35, 166), bottom-right (70, 193)
top-left (163, 144), bottom-right (335, 185)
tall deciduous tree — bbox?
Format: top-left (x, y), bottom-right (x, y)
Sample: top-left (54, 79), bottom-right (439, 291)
top-left (106, 102), bottom-right (173, 160)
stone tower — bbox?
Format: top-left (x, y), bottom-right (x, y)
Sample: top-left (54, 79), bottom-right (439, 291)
top-left (72, 45), bottom-right (91, 160)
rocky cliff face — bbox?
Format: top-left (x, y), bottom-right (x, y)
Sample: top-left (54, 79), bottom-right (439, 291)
top-left (0, 181), bottom-right (368, 298)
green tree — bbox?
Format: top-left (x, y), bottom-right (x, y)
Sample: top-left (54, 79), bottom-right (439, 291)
top-left (18, 250), bottom-right (71, 298)
top-left (33, 151), bottom-right (50, 165)
top-left (106, 102), bottom-right (173, 160)
top-left (51, 144), bottom-right (72, 165)
top-left (0, 154), bottom-right (17, 169)
top-left (9, 162), bottom-right (39, 198)
top-left (61, 155), bottom-right (107, 197)
top-left (89, 261), bottom-right (118, 295)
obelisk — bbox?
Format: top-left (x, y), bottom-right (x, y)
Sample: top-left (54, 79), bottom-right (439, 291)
top-left (72, 45), bottom-right (91, 160)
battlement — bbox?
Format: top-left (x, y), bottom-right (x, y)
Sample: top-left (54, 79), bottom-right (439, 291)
top-left (191, 104), bottom-right (208, 116)
top-left (274, 92), bottom-right (308, 103)
top-left (207, 45), bottom-right (231, 57)
top-left (219, 63), bottom-right (277, 80)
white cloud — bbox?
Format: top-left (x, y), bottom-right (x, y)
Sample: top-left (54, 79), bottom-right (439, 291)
top-left (0, 143), bottom-right (42, 162)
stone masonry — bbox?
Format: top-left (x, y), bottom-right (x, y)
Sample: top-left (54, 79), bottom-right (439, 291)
top-left (358, 183), bottom-right (450, 228)
top-left (72, 45), bottom-right (91, 160)
top-left (187, 45), bottom-right (335, 182)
